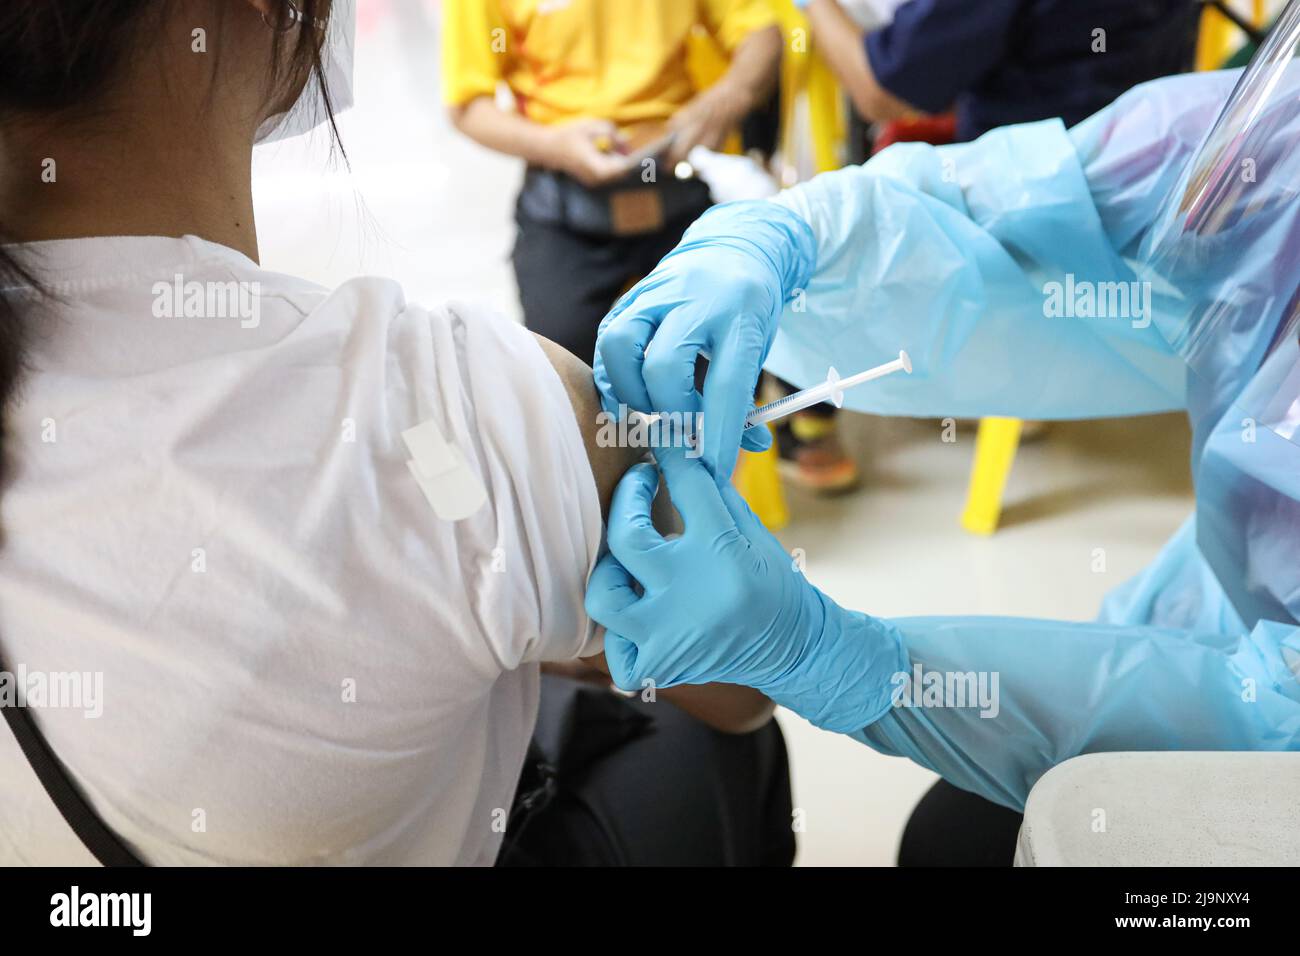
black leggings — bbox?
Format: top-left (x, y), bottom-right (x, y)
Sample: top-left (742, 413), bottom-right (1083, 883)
top-left (498, 675), bottom-right (795, 866)
top-left (898, 779), bottom-right (1025, 867)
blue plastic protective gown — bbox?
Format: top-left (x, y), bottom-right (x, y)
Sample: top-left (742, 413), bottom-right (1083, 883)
top-left (763, 65), bottom-right (1300, 809)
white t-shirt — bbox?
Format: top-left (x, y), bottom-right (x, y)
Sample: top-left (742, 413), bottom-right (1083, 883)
top-left (0, 236), bottom-right (603, 865)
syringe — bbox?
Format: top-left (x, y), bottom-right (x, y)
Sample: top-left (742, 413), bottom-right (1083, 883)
top-left (744, 350), bottom-right (912, 430)
top-left (629, 350), bottom-right (912, 437)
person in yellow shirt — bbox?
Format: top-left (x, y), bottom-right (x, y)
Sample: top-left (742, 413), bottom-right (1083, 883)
top-left (444, 0), bottom-right (782, 366)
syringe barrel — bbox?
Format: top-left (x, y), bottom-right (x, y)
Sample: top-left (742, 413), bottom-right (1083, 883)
top-left (743, 385), bottom-right (834, 428)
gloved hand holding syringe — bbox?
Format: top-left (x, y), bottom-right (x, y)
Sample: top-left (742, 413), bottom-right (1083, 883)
top-left (632, 350), bottom-right (911, 439)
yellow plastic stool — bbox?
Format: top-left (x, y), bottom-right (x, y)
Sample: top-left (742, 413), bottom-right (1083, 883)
top-left (732, 429), bottom-right (790, 531)
top-left (960, 417), bottom-right (1023, 536)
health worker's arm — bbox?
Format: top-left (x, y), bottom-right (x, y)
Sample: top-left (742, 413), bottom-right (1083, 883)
top-left (764, 70), bottom-right (1242, 421)
top-left (855, 613), bottom-right (1300, 811)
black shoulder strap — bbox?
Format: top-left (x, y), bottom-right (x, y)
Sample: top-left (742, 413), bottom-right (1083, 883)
top-left (1, 658), bottom-right (144, 867)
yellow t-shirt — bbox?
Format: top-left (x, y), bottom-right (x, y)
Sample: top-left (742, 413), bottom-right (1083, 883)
top-left (442, 0), bottom-right (777, 129)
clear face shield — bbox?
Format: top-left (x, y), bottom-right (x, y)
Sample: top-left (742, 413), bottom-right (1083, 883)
top-left (1141, 0), bottom-right (1300, 626)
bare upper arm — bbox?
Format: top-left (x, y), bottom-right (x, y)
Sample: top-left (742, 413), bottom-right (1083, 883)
top-left (532, 333), bottom-right (642, 521)
top-left (805, 0), bottom-right (920, 124)
top-left (532, 333), bottom-right (775, 734)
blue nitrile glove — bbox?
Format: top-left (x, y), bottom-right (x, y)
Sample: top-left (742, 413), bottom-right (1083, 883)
top-left (593, 201), bottom-right (816, 481)
top-left (585, 445), bottom-right (908, 733)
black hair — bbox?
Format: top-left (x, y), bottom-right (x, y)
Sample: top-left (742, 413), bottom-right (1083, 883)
top-left (0, 0), bottom-right (341, 486)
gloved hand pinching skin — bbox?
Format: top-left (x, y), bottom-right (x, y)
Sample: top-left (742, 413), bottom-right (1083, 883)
top-left (585, 445), bottom-right (909, 733)
top-left (592, 201), bottom-right (817, 480)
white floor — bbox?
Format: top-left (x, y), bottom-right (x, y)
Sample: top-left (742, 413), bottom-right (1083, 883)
top-left (252, 4), bottom-right (1196, 865)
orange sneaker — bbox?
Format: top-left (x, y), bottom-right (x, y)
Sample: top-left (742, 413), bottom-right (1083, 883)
top-left (776, 413), bottom-right (861, 495)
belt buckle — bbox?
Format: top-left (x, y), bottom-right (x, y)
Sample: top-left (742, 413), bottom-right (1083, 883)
top-left (609, 187), bottom-right (665, 236)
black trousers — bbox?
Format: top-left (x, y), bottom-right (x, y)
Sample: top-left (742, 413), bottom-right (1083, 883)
top-left (497, 675), bottom-right (795, 866)
top-left (512, 195), bottom-right (713, 367)
top-left (898, 779), bottom-right (1025, 867)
